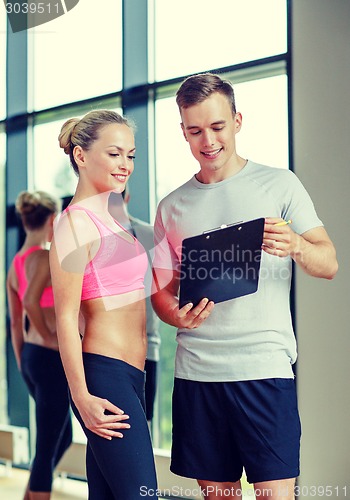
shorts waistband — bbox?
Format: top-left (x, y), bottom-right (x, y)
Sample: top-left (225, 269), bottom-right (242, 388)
top-left (22, 342), bottom-right (60, 356)
top-left (82, 352), bottom-right (145, 383)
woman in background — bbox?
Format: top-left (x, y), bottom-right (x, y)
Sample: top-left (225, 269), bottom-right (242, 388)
top-left (49, 109), bottom-right (157, 499)
top-left (6, 190), bottom-right (72, 500)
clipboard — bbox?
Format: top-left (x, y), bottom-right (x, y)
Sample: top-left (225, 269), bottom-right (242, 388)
top-left (179, 218), bottom-right (264, 308)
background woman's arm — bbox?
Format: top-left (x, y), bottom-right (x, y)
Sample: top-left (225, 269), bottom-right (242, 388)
top-left (6, 266), bottom-right (25, 370)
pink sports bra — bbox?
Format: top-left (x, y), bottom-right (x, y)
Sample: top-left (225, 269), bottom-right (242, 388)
top-left (65, 206), bottom-right (148, 301)
top-left (13, 246), bottom-right (54, 308)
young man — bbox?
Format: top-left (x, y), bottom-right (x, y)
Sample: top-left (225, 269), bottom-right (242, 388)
top-left (151, 73), bottom-right (338, 500)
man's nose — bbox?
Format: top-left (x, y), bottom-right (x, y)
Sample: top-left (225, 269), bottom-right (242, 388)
top-left (202, 130), bottom-right (215, 147)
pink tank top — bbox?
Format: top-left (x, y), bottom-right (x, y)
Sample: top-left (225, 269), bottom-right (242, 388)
top-left (65, 206), bottom-right (148, 301)
top-left (13, 246), bottom-right (54, 308)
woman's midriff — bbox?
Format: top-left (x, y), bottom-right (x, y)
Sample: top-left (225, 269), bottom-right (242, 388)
top-left (80, 290), bottom-right (147, 371)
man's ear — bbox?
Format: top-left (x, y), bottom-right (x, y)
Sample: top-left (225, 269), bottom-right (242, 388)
top-left (180, 123), bottom-right (188, 142)
top-left (234, 112), bottom-right (243, 133)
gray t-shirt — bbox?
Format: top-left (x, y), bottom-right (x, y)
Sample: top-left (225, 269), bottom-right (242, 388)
top-left (153, 160), bottom-right (323, 382)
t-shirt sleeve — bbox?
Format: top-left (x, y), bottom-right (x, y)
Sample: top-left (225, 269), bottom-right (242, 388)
top-left (152, 204), bottom-right (178, 271)
top-left (280, 170), bottom-right (323, 235)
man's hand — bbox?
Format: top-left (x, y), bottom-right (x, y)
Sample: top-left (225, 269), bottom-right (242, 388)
top-left (262, 217), bottom-right (338, 279)
top-left (174, 298), bottom-right (215, 329)
top-left (262, 217), bottom-right (296, 257)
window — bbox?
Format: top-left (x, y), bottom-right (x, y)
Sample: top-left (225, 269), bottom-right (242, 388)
top-left (0, 4), bottom-right (6, 423)
top-left (154, 0), bottom-right (287, 81)
top-left (0, 10), bottom-right (6, 119)
top-left (0, 130), bottom-right (6, 423)
top-left (234, 74), bottom-right (289, 169)
top-left (30, 0), bottom-right (122, 111)
top-left (155, 95), bottom-right (198, 201)
top-left (32, 119), bottom-right (78, 196)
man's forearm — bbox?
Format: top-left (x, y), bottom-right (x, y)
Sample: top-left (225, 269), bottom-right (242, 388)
top-left (291, 235), bottom-right (338, 279)
top-left (151, 289), bottom-right (180, 327)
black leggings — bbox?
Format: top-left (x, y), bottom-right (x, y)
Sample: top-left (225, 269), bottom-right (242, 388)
top-left (21, 343), bottom-right (72, 492)
top-left (70, 353), bottom-right (158, 499)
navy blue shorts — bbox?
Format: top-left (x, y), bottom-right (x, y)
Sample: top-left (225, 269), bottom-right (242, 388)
top-left (171, 378), bottom-right (301, 484)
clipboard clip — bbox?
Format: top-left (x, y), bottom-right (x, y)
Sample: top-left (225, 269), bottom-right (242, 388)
top-left (203, 221), bottom-right (244, 234)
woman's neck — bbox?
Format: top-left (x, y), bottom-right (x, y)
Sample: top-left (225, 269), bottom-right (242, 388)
top-left (71, 192), bottom-right (111, 214)
top-left (22, 230), bottom-right (47, 250)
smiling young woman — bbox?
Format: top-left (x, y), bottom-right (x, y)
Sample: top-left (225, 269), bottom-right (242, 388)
top-left (49, 110), bottom-right (157, 499)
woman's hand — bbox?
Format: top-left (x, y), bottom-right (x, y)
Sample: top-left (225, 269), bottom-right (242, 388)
top-left (76, 394), bottom-right (130, 440)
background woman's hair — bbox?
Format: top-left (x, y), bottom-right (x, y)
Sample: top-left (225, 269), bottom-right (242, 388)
top-left (15, 190), bottom-right (61, 230)
top-left (58, 109), bottom-right (133, 175)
